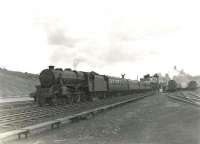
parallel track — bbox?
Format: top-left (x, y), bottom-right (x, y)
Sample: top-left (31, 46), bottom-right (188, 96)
top-left (0, 92), bottom-right (153, 134)
top-left (0, 100), bottom-right (34, 111)
top-left (167, 91), bottom-right (200, 106)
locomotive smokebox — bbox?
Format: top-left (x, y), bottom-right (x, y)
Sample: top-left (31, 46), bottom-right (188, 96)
top-left (49, 65), bottom-right (54, 70)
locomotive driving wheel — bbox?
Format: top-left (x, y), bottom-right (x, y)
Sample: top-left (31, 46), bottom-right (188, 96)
top-left (80, 94), bottom-right (87, 102)
top-left (52, 97), bottom-right (58, 105)
top-left (76, 95), bottom-right (81, 103)
top-left (73, 94), bottom-right (81, 103)
top-left (46, 98), bottom-right (53, 106)
top-left (67, 95), bottom-right (73, 104)
top-left (37, 97), bottom-right (45, 106)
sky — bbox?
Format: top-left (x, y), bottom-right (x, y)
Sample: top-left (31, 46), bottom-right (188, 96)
top-left (0, 0), bottom-right (200, 79)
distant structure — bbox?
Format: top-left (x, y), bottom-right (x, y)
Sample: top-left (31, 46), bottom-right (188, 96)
top-left (121, 74), bottom-right (125, 79)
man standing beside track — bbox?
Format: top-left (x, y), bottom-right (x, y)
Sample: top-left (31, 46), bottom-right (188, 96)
top-left (153, 73), bottom-right (160, 96)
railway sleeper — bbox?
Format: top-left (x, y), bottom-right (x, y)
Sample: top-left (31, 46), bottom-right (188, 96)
top-left (81, 113), bottom-right (94, 120)
top-left (51, 121), bottom-right (61, 129)
top-left (70, 116), bottom-right (81, 123)
top-left (0, 129), bottom-right (28, 140)
top-left (18, 130), bottom-right (29, 139)
top-left (17, 121), bottom-right (62, 140)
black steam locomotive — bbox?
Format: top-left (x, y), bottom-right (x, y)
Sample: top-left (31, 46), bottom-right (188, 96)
top-left (32, 66), bottom-right (154, 106)
top-left (167, 80), bottom-right (198, 92)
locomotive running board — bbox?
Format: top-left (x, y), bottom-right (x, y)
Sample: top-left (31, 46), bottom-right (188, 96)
top-left (0, 93), bottom-right (153, 141)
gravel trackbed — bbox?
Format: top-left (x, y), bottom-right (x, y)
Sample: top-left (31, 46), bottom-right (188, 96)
top-left (6, 92), bottom-right (200, 144)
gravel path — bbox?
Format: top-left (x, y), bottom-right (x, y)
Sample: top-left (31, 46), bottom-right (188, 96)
top-left (6, 92), bottom-right (200, 144)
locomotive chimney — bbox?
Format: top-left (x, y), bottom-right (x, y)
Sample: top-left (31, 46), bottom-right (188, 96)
top-left (49, 65), bottom-right (54, 70)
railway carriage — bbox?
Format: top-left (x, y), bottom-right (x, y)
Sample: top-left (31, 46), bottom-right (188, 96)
top-left (128, 80), bottom-right (140, 92)
top-left (108, 77), bottom-right (129, 91)
top-left (139, 81), bottom-right (152, 91)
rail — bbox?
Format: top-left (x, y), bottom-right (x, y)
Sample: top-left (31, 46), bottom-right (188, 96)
top-left (167, 91), bottom-right (200, 106)
top-left (0, 92), bottom-right (154, 141)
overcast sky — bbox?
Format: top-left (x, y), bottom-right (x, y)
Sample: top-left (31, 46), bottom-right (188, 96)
top-left (0, 0), bottom-right (200, 79)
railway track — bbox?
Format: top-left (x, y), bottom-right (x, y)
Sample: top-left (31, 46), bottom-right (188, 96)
top-left (0, 99), bottom-right (34, 111)
top-left (184, 91), bottom-right (200, 100)
top-left (0, 92), bottom-right (154, 141)
top-left (167, 91), bottom-right (200, 106)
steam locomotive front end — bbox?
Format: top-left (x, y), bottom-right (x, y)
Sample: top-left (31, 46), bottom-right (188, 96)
top-left (39, 66), bottom-right (56, 88)
top-left (34, 66), bottom-right (88, 106)
top-left (35, 66), bottom-right (57, 106)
